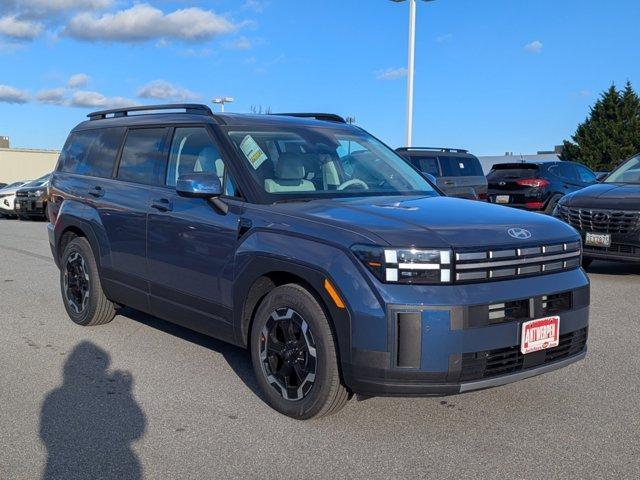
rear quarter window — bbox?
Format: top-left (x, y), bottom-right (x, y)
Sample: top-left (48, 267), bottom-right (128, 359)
top-left (59, 128), bottom-right (125, 178)
top-left (439, 156), bottom-right (484, 177)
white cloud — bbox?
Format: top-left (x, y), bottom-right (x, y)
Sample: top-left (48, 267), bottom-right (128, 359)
top-left (63, 3), bottom-right (238, 43)
top-left (67, 73), bottom-right (90, 88)
top-left (36, 88), bottom-right (66, 104)
top-left (0, 0), bottom-right (113, 17)
top-left (0, 15), bottom-right (43, 40)
top-left (375, 67), bottom-right (408, 81)
top-left (242, 1), bottom-right (267, 13)
top-left (524, 40), bottom-right (543, 54)
top-left (225, 36), bottom-right (251, 50)
top-left (0, 84), bottom-right (29, 103)
top-left (0, 39), bottom-right (24, 53)
top-left (69, 90), bottom-right (136, 109)
top-left (436, 33), bottom-right (453, 43)
top-left (137, 80), bottom-right (199, 101)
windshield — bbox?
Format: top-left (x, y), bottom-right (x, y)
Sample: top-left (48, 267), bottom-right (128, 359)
top-left (605, 156), bottom-right (640, 184)
top-left (225, 125), bottom-right (437, 199)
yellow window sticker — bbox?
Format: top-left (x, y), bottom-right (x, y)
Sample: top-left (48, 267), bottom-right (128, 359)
top-left (240, 135), bottom-right (268, 170)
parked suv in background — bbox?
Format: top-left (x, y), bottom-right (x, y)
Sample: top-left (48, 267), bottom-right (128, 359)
top-left (554, 154), bottom-right (640, 266)
top-left (396, 147), bottom-right (488, 200)
top-left (15, 173), bottom-right (51, 220)
top-left (48, 104), bottom-right (589, 419)
top-left (0, 180), bottom-right (28, 218)
top-left (487, 161), bottom-right (597, 214)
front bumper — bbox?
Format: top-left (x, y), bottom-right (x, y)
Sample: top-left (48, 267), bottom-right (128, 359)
top-left (342, 271), bottom-right (590, 397)
top-left (14, 197), bottom-right (47, 217)
top-left (581, 232), bottom-right (640, 263)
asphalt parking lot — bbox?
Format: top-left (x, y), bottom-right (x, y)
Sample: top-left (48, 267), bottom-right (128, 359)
top-left (0, 220), bottom-right (639, 480)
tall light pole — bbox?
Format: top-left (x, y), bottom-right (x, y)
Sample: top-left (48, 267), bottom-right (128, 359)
top-left (391, 0), bottom-right (436, 147)
top-left (212, 97), bottom-right (234, 112)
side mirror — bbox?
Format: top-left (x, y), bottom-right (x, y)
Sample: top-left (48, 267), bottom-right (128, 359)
top-left (176, 173), bottom-right (228, 214)
top-left (176, 173), bottom-right (222, 198)
top-left (424, 173), bottom-right (437, 184)
top-left (596, 172), bottom-right (608, 182)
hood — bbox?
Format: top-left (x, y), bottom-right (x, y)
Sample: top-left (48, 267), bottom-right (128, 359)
top-left (273, 196), bottom-right (578, 248)
top-left (561, 183), bottom-right (640, 209)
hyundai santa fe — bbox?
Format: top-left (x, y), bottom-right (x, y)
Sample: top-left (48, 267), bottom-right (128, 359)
top-left (48, 104), bottom-right (590, 419)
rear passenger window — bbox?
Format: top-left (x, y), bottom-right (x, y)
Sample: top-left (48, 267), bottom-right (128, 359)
top-left (439, 156), bottom-right (484, 177)
top-left (117, 128), bottom-right (167, 185)
top-left (59, 128), bottom-right (124, 178)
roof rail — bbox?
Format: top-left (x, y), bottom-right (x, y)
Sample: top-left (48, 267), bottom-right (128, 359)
top-left (87, 103), bottom-right (213, 121)
top-left (396, 147), bottom-right (469, 154)
top-left (272, 113), bottom-right (347, 124)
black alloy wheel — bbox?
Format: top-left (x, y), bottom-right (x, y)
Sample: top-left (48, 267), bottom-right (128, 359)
top-left (259, 308), bottom-right (317, 401)
top-left (64, 251), bottom-right (90, 314)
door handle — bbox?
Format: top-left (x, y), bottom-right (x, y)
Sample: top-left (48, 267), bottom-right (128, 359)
top-left (443, 181), bottom-right (455, 186)
top-left (88, 186), bottom-right (104, 198)
top-left (151, 198), bottom-right (173, 212)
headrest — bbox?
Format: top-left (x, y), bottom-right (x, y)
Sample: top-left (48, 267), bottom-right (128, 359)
top-left (275, 153), bottom-right (306, 180)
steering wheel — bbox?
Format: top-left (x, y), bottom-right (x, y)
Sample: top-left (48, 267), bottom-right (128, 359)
top-left (337, 179), bottom-right (369, 191)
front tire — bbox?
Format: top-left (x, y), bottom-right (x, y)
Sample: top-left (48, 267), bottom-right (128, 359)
top-left (60, 237), bottom-right (116, 326)
top-left (250, 284), bottom-right (349, 420)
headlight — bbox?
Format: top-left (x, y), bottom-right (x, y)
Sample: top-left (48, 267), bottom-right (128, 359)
top-left (351, 245), bottom-right (452, 284)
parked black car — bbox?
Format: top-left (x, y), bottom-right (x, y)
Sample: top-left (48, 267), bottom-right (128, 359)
top-left (487, 161), bottom-right (597, 214)
top-left (396, 148), bottom-right (487, 200)
top-left (554, 154), bottom-right (640, 266)
top-left (15, 174), bottom-right (50, 220)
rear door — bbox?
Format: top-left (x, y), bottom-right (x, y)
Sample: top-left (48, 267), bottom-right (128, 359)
top-left (547, 163), bottom-right (583, 193)
top-left (99, 127), bottom-right (170, 311)
top-left (146, 126), bottom-right (242, 342)
top-left (438, 155), bottom-right (487, 199)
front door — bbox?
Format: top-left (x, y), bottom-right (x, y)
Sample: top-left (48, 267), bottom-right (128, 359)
top-left (147, 126), bottom-right (241, 342)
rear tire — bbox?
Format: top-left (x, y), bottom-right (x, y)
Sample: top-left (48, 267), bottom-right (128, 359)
top-left (60, 237), bottom-right (116, 326)
top-left (250, 284), bottom-right (349, 420)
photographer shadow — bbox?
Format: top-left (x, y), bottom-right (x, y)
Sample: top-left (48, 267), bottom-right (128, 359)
top-left (39, 341), bottom-right (146, 480)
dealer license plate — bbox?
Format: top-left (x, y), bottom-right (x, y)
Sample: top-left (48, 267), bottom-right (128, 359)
top-left (495, 195), bottom-right (510, 204)
top-left (585, 232), bottom-right (611, 248)
top-left (521, 316), bottom-right (560, 355)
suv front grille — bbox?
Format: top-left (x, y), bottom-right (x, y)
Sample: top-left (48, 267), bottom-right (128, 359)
top-left (454, 241), bottom-right (582, 283)
top-left (557, 206), bottom-right (640, 234)
top-left (460, 327), bottom-right (588, 381)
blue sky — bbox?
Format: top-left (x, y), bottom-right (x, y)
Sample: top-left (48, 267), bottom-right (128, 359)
top-left (0, 0), bottom-right (639, 155)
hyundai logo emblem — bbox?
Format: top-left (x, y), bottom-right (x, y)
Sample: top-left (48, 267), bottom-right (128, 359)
top-left (593, 212), bottom-right (609, 222)
top-left (499, 181), bottom-right (506, 186)
top-left (508, 228), bottom-right (532, 240)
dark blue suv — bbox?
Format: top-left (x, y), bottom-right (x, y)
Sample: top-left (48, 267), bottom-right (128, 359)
top-left (48, 104), bottom-right (590, 419)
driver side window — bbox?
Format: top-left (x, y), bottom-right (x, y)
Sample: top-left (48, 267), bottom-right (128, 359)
top-left (167, 127), bottom-right (237, 196)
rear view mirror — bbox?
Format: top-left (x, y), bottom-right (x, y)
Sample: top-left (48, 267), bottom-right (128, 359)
top-left (176, 174), bottom-right (222, 198)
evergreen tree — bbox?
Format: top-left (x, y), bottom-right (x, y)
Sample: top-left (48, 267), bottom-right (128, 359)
top-left (561, 81), bottom-right (640, 171)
